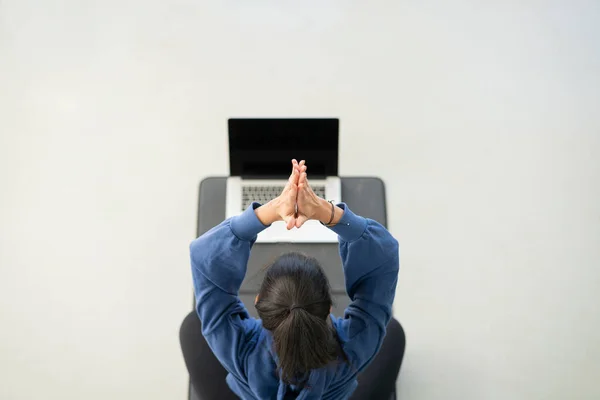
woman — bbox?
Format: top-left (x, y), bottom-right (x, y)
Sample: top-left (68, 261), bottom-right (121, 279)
top-left (180, 160), bottom-right (405, 399)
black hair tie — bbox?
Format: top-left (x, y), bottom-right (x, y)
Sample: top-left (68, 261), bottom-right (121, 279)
top-left (320, 200), bottom-right (335, 226)
top-left (289, 299), bottom-right (327, 313)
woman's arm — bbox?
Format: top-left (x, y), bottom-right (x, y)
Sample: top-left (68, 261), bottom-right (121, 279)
top-left (321, 201), bottom-right (400, 371)
top-left (189, 160), bottom-right (301, 376)
top-left (295, 171), bottom-right (400, 371)
top-left (189, 203), bottom-right (271, 375)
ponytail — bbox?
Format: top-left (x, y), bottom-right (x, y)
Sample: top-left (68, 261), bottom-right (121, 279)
top-left (255, 252), bottom-right (342, 385)
top-left (272, 306), bottom-right (336, 384)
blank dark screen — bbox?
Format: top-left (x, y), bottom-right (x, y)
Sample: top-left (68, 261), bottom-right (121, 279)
top-left (229, 119), bottom-right (339, 178)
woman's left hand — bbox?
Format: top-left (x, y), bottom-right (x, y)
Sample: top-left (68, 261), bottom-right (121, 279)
top-left (255, 159), bottom-right (304, 229)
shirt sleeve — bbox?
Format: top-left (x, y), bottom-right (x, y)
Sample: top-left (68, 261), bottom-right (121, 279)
top-left (328, 203), bottom-right (400, 371)
top-left (189, 202), bottom-right (267, 378)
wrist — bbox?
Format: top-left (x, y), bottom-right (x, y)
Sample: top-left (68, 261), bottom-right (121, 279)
top-left (316, 198), bottom-right (334, 224)
top-left (255, 201), bottom-right (281, 225)
top-left (316, 199), bottom-right (344, 226)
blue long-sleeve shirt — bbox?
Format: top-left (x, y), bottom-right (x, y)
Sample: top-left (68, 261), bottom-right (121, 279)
top-left (189, 203), bottom-right (400, 400)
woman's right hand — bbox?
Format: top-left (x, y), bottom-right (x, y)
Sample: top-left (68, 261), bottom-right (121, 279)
top-left (295, 167), bottom-right (343, 228)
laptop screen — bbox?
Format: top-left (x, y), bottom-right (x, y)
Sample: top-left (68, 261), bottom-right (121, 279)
top-left (229, 118), bottom-right (339, 178)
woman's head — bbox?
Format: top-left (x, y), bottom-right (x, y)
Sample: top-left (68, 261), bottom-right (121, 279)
top-left (255, 252), bottom-right (337, 384)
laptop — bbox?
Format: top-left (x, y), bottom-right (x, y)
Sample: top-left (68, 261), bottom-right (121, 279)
top-left (226, 118), bottom-right (342, 243)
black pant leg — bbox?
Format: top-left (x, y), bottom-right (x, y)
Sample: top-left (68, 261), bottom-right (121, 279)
top-left (350, 318), bottom-right (406, 400)
top-left (179, 311), bottom-right (239, 400)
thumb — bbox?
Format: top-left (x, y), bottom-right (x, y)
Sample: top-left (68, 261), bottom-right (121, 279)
top-left (295, 214), bottom-right (309, 228)
top-left (286, 216), bottom-right (296, 230)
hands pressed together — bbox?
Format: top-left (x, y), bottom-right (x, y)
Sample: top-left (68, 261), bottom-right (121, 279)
top-left (254, 159), bottom-right (342, 229)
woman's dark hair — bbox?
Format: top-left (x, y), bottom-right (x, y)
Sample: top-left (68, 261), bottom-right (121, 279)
top-left (255, 252), bottom-right (340, 385)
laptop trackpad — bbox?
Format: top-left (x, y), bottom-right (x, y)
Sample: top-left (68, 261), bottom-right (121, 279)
top-left (256, 220), bottom-right (338, 243)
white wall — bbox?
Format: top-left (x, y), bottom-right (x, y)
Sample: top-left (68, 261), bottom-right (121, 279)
top-left (1, 1), bottom-right (599, 399)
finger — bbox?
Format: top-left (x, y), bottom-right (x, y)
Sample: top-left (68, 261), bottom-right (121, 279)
top-left (300, 172), bottom-right (308, 186)
top-left (299, 160), bottom-right (305, 167)
top-left (288, 164), bottom-right (299, 184)
top-left (300, 165), bottom-right (307, 178)
top-left (300, 181), bottom-right (311, 194)
top-left (286, 216), bottom-right (296, 230)
top-left (290, 159), bottom-right (298, 177)
top-left (289, 183), bottom-right (298, 204)
top-left (295, 214), bottom-right (308, 228)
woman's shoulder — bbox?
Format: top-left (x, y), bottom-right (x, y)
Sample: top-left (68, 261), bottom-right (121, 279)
top-left (240, 319), bottom-right (274, 358)
top-left (330, 313), bottom-right (367, 343)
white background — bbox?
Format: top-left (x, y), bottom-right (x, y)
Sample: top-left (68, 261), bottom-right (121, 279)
top-left (1, 1), bottom-right (599, 399)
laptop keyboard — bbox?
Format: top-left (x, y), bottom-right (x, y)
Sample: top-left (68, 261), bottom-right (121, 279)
top-left (242, 185), bottom-right (327, 211)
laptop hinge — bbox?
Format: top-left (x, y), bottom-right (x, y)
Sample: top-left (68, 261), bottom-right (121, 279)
top-left (240, 174), bottom-right (328, 180)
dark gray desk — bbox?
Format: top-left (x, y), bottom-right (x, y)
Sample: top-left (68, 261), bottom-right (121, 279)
top-left (189, 177), bottom-right (388, 400)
